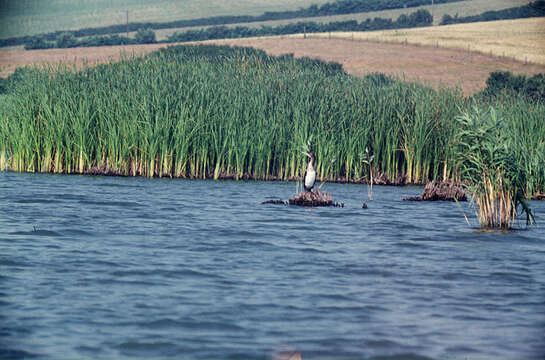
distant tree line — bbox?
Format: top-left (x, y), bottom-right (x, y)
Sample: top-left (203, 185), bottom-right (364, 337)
top-left (2, 0), bottom-right (462, 48)
top-left (167, 9), bottom-right (433, 43)
top-left (11, 0), bottom-right (545, 50)
top-left (441, 0), bottom-right (545, 25)
top-left (481, 71), bottom-right (545, 102)
top-left (23, 28), bottom-right (156, 50)
top-left (252, 0), bottom-right (459, 20)
top-left (22, 9), bottom-right (433, 50)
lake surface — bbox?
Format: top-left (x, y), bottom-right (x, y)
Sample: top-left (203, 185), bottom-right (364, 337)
top-left (1, 172), bottom-right (544, 360)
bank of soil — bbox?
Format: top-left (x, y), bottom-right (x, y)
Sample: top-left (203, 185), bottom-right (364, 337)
top-left (2, 38), bottom-right (545, 94)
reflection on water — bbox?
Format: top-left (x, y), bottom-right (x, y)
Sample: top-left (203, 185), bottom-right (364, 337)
top-left (1, 172), bottom-right (544, 359)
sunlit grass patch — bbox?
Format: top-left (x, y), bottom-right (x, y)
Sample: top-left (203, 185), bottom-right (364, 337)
top-left (299, 17), bottom-right (545, 65)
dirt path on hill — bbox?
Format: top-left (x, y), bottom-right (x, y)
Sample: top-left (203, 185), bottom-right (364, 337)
top-left (2, 38), bottom-right (544, 95)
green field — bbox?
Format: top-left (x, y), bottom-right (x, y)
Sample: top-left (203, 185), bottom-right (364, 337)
top-left (152, 0), bottom-right (535, 41)
top-left (1, 45), bottom-right (543, 202)
top-left (0, 0), bottom-right (535, 40)
top-left (0, 0), bottom-right (332, 39)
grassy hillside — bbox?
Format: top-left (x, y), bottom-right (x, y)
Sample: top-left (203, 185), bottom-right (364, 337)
top-left (302, 17), bottom-right (545, 65)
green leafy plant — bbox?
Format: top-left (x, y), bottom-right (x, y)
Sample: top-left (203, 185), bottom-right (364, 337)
top-left (454, 107), bottom-right (534, 229)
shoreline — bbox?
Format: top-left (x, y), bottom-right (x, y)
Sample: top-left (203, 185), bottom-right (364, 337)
top-left (2, 168), bottom-right (409, 186)
top-left (4, 169), bottom-right (545, 200)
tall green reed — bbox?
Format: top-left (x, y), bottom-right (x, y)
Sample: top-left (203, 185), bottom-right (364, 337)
top-left (0, 44), bottom-right (542, 200)
top-left (453, 106), bottom-right (535, 229)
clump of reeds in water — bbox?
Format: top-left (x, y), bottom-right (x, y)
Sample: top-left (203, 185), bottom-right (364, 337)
top-left (289, 189), bottom-right (342, 207)
top-left (454, 107), bottom-right (534, 229)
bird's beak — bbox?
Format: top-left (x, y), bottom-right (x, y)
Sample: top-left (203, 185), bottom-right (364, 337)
top-left (302, 152), bottom-right (310, 158)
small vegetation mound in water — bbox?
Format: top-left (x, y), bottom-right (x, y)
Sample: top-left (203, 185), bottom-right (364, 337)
top-left (261, 190), bottom-right (343, 207)
top-left (404, 180), bottom-right (467, 202)
top-left (288, 189), bottom-right (343, 207)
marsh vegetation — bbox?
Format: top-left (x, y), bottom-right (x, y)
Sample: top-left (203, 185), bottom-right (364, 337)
top-left (0, 44), bottom-right (543, 227)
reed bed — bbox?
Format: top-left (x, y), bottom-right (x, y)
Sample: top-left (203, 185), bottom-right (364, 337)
top-left (0, 44), bottom-right (544, 203)
top-left (454, 107), bottom-right (536, 228)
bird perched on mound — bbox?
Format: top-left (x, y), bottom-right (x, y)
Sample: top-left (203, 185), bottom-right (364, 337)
top-left (302, 151), bottom-right (316, 192)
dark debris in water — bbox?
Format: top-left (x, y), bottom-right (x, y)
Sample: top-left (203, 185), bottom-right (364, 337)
top-left (403, 180), bottom-right (467, 202)
top-left (262, 189), bottom-right (344, 207)
top-left (84, 165), bottom-right (127, 177)
top-left (289, 189), bottom-right (330, 206)
top-left (289, 189), bottom-right (343, 207)
top-left (261, 199), bottom-right (287, 205)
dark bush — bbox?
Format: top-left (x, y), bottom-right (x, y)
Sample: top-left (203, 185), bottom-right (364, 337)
top-left (440, 0), bottom-right (545, 25)
top-left (483, 71), bottom-right (545, 102)
top-left (24, 35), bottom-right (54, 50)
top-left (408, 8), bottom-right (433, 26)
top-left (486, 71), bottom-right (525, 93)
top-left (524, 74), bottom-right (545, 102)
top-left (135, 28), bottom-right (156, 44)
top-left (56, 32), bottom-right (78, 48)
top-left (79, 34), bottom-right (136, 47)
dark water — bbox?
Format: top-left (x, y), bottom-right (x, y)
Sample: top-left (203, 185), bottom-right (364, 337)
top-left (1, 172), bottom-right (544, 360)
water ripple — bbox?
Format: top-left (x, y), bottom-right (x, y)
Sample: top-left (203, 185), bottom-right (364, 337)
top-left (1, 173), bottom-right (544, 360)
top-left (9, 229), bottom-right (62, 237)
